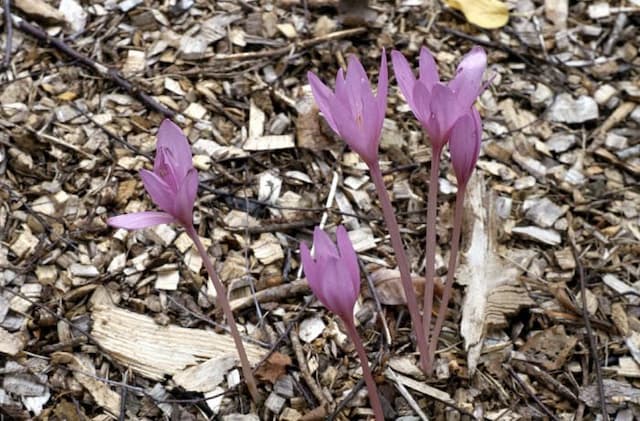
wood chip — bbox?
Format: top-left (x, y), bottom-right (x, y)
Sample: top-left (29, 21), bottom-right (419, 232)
top-left (90, 305), bottom-right (265, 380)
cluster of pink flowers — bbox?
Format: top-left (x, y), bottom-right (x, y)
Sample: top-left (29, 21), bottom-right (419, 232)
top-left (106, 46), bottom-right (487, 419)
top-left (303, 46), bottom-right (487, 419)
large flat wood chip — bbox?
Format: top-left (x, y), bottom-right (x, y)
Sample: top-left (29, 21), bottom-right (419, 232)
top-left (91, 305), bottom-right (265, 380)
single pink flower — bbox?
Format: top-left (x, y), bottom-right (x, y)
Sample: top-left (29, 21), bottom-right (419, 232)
top-left (449, 107), bottom-right (483, 186)
top-left (108, 119), bottom-right (198, 229)
top-left (308, 52), bottom-right (388, 165)
top-left (300, 226), bottom-right (360, 322)
top-left (391, 46), bottom-right (487, 149)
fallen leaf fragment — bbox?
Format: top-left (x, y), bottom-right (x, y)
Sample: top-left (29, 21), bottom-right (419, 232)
top-left (444, 0), bottom-right (509, 29)
top-left (255, 352), bottom-right (292, 384)
top-left (14, 0), bottom-right (66, 24)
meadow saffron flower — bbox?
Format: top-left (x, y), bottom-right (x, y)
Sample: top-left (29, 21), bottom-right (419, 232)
top-left (300, 226), bottom-right (360, 322)
top-left (107, 119), bottom-right (259, 401)
top-left (391, 46), bottom-right (487, 149)
top-left (309, 53), bottom-right (430, 370)
top-left (108, 119), bottom-right (198, 230)
top-left (308, 52), bottom-right (388, 166)
top-left (392, 46), bottom-right (487, 373)
top-left (300, 226), bottom-right (384, 420)
top-left (449, 107), bottom-right (482, 187)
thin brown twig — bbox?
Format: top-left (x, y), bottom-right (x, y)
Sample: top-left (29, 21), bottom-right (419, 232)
top-left (2, 0), bottom-right (12, 68)
top-left (290, 326), bottom-right (329, 407)
top-left (211, 27), bottom-right (366, 62)
top-left (568, 226), bottom-right (608, 421)
top-left (11, 13), bottom-right (175, 119)
top-left (505, 365), bottom-right (560, 421)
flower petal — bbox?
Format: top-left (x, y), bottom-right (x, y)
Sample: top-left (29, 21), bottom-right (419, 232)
top-left (300, 242), bottom-right (326, 303)
top-left (157, 119), bottom-right (193, 180)
top-left (411, 81), bottom-right (432, 127)
top-left (344, 55), bottom-right (370, 115)
top-left (418, 47), bottom-right (440, 89)
top-left (449, 108), bottom-right (482, 185)
top-left (140, 169), bottom-right (175, 215)
top-left (335, 226), bottom-right (360, 302)
top-left (107, 211), bottom-right (175, 230)
top-left (320, 262), bottom-right (356, 321)
top-left (308, 71), bottom-right (339, 134)
top-left (174, 168), bottom-right (198, 227)
top-left (313, 226), bottom-right (339, 259)
top-left (375, 51), bottom-right (389, 137)
top-left (449, 46), bottom-right (487, 109)
top-left (391, 50), bottom-right (417, 109)
top-left (153, 147), bottom-right (180, 192)
top-left (428, 84), bottom-right (463, 148)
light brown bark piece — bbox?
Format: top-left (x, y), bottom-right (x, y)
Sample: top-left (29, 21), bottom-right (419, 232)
top-left (91, 305), bottom-right (265, 381)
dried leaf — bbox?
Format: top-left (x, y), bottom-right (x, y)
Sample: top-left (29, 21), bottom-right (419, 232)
top-left (444, 0), bottom-right (509, 29)
top-left (255, 352), bottom-right (292, 384)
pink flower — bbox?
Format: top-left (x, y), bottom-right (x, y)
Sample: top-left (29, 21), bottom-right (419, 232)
top-left (449, 107), bottom-right (482, 186)
top-left (300, 226), bottom-right (360, 322)
top-left (108, 119), bottom-right (198, 229)
top-left (391, 46), bottom-right (487, 149)
top-left (308, 52), bottom-right (388, 165)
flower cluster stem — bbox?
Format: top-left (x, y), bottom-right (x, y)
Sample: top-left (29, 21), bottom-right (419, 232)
top-left (426, 187), bottom-right (465, 371)
top-left (186, 225), bottom-right (260, 403)
top-left (369, 161), bottom-right (429, 371)
top-left (345, 320), bottom-right (385, 421)
top-left (423, 146), bottom-right (442, 373)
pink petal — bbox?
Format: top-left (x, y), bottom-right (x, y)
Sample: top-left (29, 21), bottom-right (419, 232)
top-left (107, 211), bottom-right (175, 230)
top-left (391, 50), bottom-right (417, 109)
top-left (308, 71), bottom-right (339, 134)
top-left (335, 226), bottom-right (360, 301)
top-left (376, 51), bottom-right (389, 135)
top-left (320, 262), bottom-right (356, 322)
top-left (153, 147), bottom-right (180, 192)
top-left (313, 226), bottom-right (339, 259)
top-left (140, 169), bottom-right (175, 215)
top-left (345, 55), bottom-right (370, 114)
top-left (418, 47), bottom-right (440, 89)
top-left (449, 46), bottom-right (487, 110)
top-left (428, 84), bottom-right (462, 148)
top-left (174, 168), bottom-right (198, 227)
top-left (300, 242), bottom-right (326, 304)
top-left (411, 81), bottom-right (432, 127)
top-left (449, 108), bottom-right (482, 185)
top-left (157, 119), bottom-right (193, 180)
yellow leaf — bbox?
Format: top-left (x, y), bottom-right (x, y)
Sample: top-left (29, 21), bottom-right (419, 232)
top-left (57, 91), bottom-right (77, 101)
top-left (445, 0), bottom-right (509, 29)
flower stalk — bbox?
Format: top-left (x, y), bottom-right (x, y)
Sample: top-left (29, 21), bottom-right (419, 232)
top-left (422, 145), bottom-right (442, 373)
top-left (344, 319), bottom-right (385, 421)
top-left (426, 186), bottom-right (465, 370)
top-left (369, 161), bottom-right (429, 371)
top-left (185, 225), bottom-right (259, 402)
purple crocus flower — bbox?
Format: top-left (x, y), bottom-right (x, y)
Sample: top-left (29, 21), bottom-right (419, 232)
top-left (449, 107), bottom-right (483, 186)
top-left (391, 46), bottom-right (487, 149)
top-left (308, 52), bottom-right (388, 166)
top-left (300, 226), bottom-right (360, 322)
top-left (108, 119), bottom-right (198, 230)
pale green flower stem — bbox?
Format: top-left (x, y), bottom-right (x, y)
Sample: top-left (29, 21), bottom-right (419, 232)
top-left (185, 225), bottom-right (260, 402)
top-left (369, 160), bottom-right (429, 372)
top-left (344, 319), bottom-right (385, 421)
